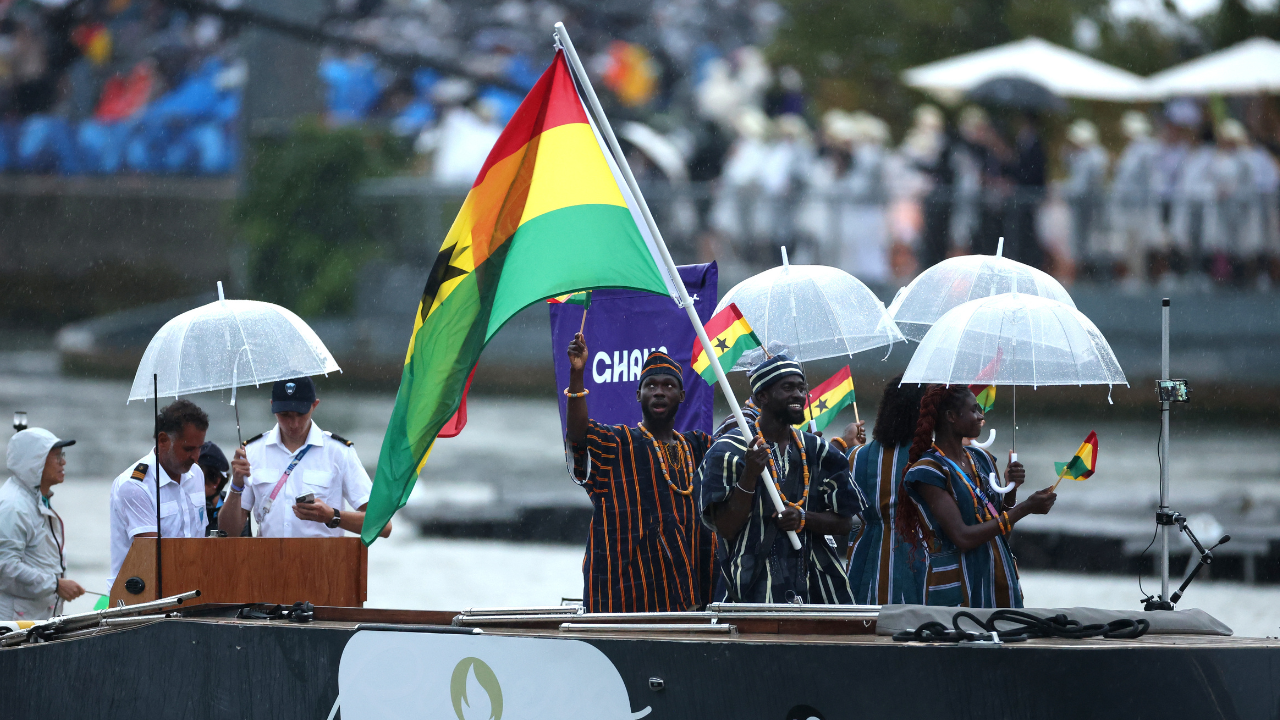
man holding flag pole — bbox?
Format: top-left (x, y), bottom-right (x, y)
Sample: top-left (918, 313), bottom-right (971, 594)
top-left (360, 22), bottom-right (804, 558)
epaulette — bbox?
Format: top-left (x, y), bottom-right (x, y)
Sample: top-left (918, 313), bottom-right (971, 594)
top-left (324, 431), bottom-right (354, 447)
top-left (130, 463), bottom-right (148, 481)
top-left (243, 432), bottom-right (265, 446)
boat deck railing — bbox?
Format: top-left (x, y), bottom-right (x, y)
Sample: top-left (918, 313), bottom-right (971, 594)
top-left (451, 602), bottom-right (882, 636)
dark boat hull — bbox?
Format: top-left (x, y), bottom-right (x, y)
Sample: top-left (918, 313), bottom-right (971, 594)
top-left (2, 617), bottom-right (1277, 720)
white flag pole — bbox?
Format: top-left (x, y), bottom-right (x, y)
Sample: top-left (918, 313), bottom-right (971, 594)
top-left (554, 22), bottom-right (801, 550)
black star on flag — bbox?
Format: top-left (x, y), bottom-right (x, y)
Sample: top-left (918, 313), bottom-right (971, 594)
top-left (815, 398), bottom-right (829, 412)
top-left (714, 337), bottom-right (730, 352)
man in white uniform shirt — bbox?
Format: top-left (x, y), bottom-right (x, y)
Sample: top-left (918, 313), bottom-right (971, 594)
top-left (219, 377), bottom-right (391, 539)
top-left (108, 400), bottom-right (209, 592)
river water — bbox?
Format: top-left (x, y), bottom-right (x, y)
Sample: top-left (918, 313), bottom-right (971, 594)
top-left (2, 352), bottom-right (1279, 636)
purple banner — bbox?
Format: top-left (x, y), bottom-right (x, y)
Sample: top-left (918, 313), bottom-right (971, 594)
top-left (550, 263), bottom-right (718, 436)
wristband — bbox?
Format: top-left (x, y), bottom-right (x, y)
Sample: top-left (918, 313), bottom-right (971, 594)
top-left (564, 387), bottom-right (590, 398)
top-left (229, 483), bottom-right (245, 494)
top-left (829, 437), bottom-right (848, 453)
top-left (733, 481), bottom-right (755, 494)
top-left (999, 511), bottom-right (1012, 535)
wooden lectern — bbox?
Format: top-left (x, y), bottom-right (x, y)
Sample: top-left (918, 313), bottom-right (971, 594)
top-left (108, 537), bottom-right (367, 608)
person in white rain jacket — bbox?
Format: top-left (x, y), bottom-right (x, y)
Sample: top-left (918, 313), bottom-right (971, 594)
top-left (0, 428), bottom-right (85, 620)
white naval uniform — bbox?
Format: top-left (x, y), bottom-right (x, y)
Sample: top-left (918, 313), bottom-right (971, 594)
top-left (239, 422), bottom-right (372, 539)
top-left (108, 453), bottom-right (206, 591)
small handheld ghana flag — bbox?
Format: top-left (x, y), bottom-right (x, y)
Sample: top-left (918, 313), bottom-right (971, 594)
top-left (691, 303), bottom-right (761, 384)
top-left (794, 366), bottom-right (855, 432)
top-left (547, 290), bottom-right (592, 309)
top-left (1052, 431), bottom-right (1098, 490)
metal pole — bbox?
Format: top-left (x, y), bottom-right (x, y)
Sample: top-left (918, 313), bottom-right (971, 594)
top-left (153, 374), bottom-right (163, 600)
top-left (554, 22), bottom-right (800, 549)
top-left (1159, 298), bottom-right (1171, 602)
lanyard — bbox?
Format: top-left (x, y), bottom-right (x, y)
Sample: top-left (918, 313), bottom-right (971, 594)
top-left (934, 447), bottom-right (999, 521)
top-left (259, 444), bottom-right (314, 518)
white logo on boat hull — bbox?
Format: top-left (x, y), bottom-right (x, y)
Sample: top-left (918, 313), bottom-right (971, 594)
top-left (337, 631), bottom-right (651, 719)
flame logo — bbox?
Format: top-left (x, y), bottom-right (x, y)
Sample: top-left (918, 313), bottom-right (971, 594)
top-left (450, 657), bottom-right (503, 720)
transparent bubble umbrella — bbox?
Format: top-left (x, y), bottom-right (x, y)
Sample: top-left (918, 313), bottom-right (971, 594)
top-left (128, 282), bottom-right (341, 442)
top-left (889, 238), bottom-right (1074, 342)
top-left (716, 248), bottom-right (905, 371)
top-left (900, 292), bottom-right (1125, 491)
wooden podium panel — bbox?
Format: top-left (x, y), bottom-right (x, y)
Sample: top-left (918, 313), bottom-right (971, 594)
top-left (109, 537), bottom-right (367, 608)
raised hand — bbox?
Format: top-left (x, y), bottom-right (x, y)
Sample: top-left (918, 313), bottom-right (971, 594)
top-left (567, 332), bottom-right (588, 374)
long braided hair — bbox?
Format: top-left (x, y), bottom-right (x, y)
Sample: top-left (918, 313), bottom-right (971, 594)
top-left (871, 374), bottom-right (927, 447)
top-left (895, 384), bottom-right (973, 551)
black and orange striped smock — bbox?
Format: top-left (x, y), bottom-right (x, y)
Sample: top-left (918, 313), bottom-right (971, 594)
top-left (570, 420), bottom-right (716, 613)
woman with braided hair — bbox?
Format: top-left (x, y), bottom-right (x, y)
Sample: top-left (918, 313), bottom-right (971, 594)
top-left (896, 385), bottom-right (1056, 608)
top-left (845, 375), bottom-right (929, 605)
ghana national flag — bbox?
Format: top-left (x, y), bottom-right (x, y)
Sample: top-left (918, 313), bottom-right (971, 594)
top-left (691, 303), bottom-right (761, 384)
top-left (1055, 431), bottom-right (1099, 481)
top-left (794, 366), bottom-right (855, 432)
top-left (363, 50), bottom-right (677, 544)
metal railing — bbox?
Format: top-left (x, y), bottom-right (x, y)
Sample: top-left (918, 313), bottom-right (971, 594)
top-left (356, 178), bottom-right (1280, 281)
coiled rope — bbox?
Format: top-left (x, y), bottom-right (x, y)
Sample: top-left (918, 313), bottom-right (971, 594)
top-left (892, 609), bottom-right (1150, 643)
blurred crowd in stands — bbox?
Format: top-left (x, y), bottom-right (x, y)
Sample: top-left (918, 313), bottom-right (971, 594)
top-left (3, 0), bottom-right (1279, 289)
top-left (0, 0), bottom-right (242, 175)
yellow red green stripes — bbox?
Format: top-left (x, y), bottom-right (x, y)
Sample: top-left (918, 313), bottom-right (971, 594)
top-left (795, 365), bottom-right (855, 432)
top-left (691, 303), bottom-right (761, 383)
top-left (363, 50), bottom-right (674, 544)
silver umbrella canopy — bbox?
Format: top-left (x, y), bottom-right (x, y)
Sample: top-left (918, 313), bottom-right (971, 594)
top-left (889, 239), bottom-right (1074, 342)
top-left (128, 282), bottom-right (341, 412)
top-left (901, 292), bottom-right (1125, 491)
top-left (716, 248), bottom-right (905, 371)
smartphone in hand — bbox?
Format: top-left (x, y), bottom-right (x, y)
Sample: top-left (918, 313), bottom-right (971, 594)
top-left (295, 493), bottom-right (315, 505)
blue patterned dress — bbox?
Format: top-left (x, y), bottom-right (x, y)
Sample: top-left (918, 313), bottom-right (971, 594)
top-left (902, 447), bottom-right (1023, 608)
top-left (846, 440), bottom-right (926, 605)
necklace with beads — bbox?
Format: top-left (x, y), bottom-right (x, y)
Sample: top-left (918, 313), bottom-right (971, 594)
top-left (931, 443), bottom-right (997, 522)
top-left (754, 419), bottom-right (810, 511)
top-left (638, 424), bottom-right (695, 496)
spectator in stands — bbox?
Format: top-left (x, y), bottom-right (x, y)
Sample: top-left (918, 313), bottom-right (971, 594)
top-left (1063, 120), bottom-right (1110, 280)
top-left (1110, 111), bottom-right (1160, 285)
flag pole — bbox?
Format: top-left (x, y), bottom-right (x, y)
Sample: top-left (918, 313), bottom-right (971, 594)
top-left (1050, 467), bottom-right (1068, 493)
top-left (554, 22), bottom-right (801, 550)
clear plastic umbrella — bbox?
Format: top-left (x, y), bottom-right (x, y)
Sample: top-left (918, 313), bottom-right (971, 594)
top-left (128, 282), bottom-right (341, 440)
top-left (901, 292), bottom-right (1125, 491)
top-left (716, 248), bottom-right (905, 371)
top-left (888, 238), bottom-right (1074, 341)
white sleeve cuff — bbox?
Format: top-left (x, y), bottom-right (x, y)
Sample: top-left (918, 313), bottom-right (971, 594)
top-left (128, 525), bottom-right (158, 537)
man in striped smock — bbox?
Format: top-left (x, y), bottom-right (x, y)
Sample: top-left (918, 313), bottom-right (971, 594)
top-left (697, 355), bottom-right (865, 604)
top-left (565, 335), bottom-right (716, 613)
top-left (846, 376), bottom-right (928, 605)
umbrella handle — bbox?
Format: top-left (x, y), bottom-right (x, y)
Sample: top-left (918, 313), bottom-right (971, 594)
top-left (988, 450), bottom-right (1018, 494)
top-left (971, 428), bottom-right (996, 449)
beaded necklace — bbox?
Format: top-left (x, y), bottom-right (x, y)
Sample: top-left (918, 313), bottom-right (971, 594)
top-left (753, 419), bottom-right (810, 511)
top-left (638, 424), bottom-right (695, 496)
top-left (931, 443), bottom-right (998, 522)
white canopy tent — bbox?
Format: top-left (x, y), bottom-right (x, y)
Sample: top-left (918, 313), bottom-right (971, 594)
top-left (903, 37), bottom-right (1150, 103)
top-left (1147, 37), bottom-right (1280, 97)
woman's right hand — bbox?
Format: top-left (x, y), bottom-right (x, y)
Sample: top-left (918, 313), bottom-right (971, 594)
top-left (1021, 487), bottom-right (1057, 515)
